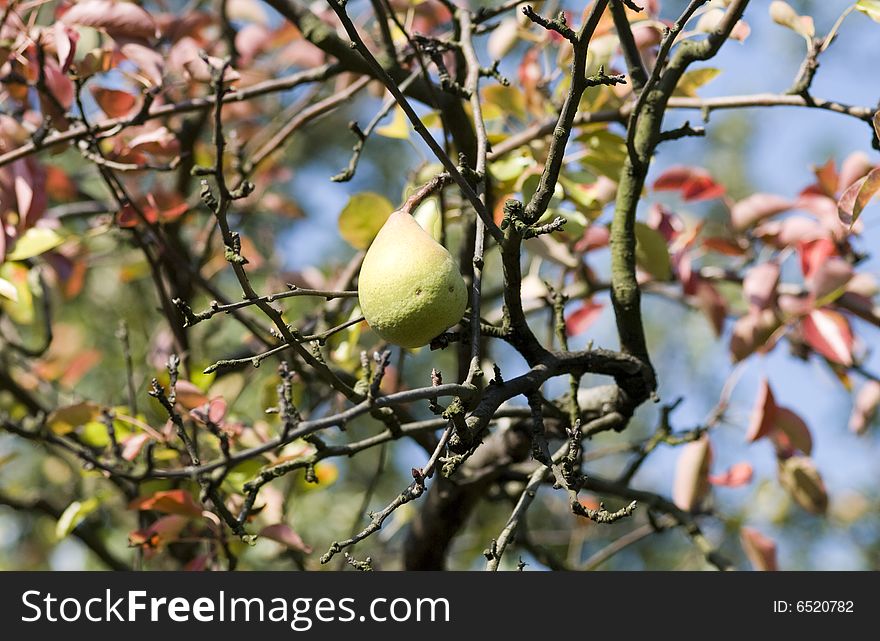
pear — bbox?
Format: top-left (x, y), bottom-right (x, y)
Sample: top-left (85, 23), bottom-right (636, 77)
top-left (358, 210), bottom-right (468, 348)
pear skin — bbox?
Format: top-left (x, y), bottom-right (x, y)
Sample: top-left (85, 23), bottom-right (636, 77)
top-left (358, 211), bottom-right (468, 348)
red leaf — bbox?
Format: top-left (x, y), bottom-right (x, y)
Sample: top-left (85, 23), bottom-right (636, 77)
top-left (771, 407), bottom-right (813, 457)
top-left (8, 158), bottom-right (48, 229)
top-left (174, 380), bottom-right (209, 410)
top-left (754, 216), bottom-right (827, 248)
top-left (797, 237), bottom-right (837, 280)
top-left (740, 527), bottom-right (778, 571)
top-left (121, 433), bottom-right (151, 461)
top-left (849, 380), bottom-right (880, 435)
top-left (646, 203), bottom-right (682, 242)
top-left (708, 462), bottom-right (753, 487)
top-left (129, 490), bottom-right (203, 517)
top-left (129, 515), bottom-right (189, 549)
top-left (61, 0), bottom-right (158, 41)
top-left (191, 397), bottom-right (228, 426)
top-left (742, 262), bottom-right (779, 310)
top-left (43, 58), bottom-right (75, 110)
top-left (730, 193), bottom-right (792, 230)
top-left (574, 224), bottom-right (610, 252)
top-left (811, 158), bottom-right (838, 197)
top-left (802, 308), bottom-right (854, 366)
top-left (729, 308), bottom-right (780, 362)
top-left (91, 87), bottom-right (137, 118)
top-left (694, 278), bottom-right (727, 336)
top-left (259, 523), bottom-right (313, 553)
top-left (838, 151), bottom-right (873, 194)
top-left (745, 378), bottom-right (777, 442)
top-left (807, 257), bottom-right (852, 302)
top-left (119, 42), bottom-right (164, 87)
top-left (672, 435), bottom-right (712, 511)
top-left (653, 166), bottom-right (725, 202)
top-left (702, 236), bottom-right (748, 256)
top-left (565, 300), bottom-right (604, 337)
top-left (53, 23), bottom-right (80, 72)
top-left (838, 166), bottom-right (880, 226)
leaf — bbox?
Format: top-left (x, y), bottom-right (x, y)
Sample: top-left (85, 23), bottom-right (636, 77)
top-left (6, 227), bottom-right (64, 261)
top-left (129, 489), bottom-right (204, 517)
top-left (375, 105), bottom-right (410, 139)
top-left (802, 308), bottom-right (854, 366)
top-left (672, 67), bottom-right (721, 97)
top-left (653, 166), bottom-right (724, 201)
top-left (0, 262), bottom-right (34, 324)
top-left (487, 17), bottom-right (520, 60)
top-left (672, 435), bottom-right (712, 511)
top-left (742, 262), bottom-right (779, 310)
top-left (56, 498), bottom-right (101, 539)
top-left (730, 193), bottom-right (793, 230)
top-left (120, 42), bottom-right (164, 87)
top-left (121, 433), bottom-right (151, 461)
top-left (808, 257), bottom-right (852, 304)
top-left (0, 277), bottom-right (17, 302)
top-left (849, 380), bottom-right (880, 434)
top-left (694, 278), bottom-right (727, 337)
top-left (730, 309), bottom-right (780, 362)
top-left (838, 151), bottom-right (873, 192)
top-left (129, 515), bottom-right (190, 549)
top-left (778, 456), bottom-right (828, 514)
top-left (259, 523), bottom-right (313, 553)
top-left (47, 401), bottom-right (101, 435)
top-left (769, 1), bottom-right (815, 39)
top-left (797, 237), bottom-right (837, 280)
top-left (338, 193), bottom-right (394, 249)
top-left (634, 222), bottom-right (672, 281)
top-left (576, 129), bottom-right (628, 181)
top-left (91, 87), bottom-right (137, 118)
top-left (61, 0), bottom-right (158, 41)
top-left (745, 378), bottom-right (777, 443)
top-left (174, 380), bottom-right (209, 410)
top-left (740, 527), bottom-right (778, 571)
top-left (482, 84), bottom-right (526, 121)
top-left (708, 462), bottom-right (753, 487)
top-left (837, 166), bottom-right (880, 226)
top-left (565, 300), bottom-right (604, 337)
top-left (856, 0), bottom-right (880, 22)
top-left (772, 407), bottom-right (813, 456)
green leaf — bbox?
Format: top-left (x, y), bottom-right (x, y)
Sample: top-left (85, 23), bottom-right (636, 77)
top-left (635, 222), bottom-right (673, 281)
top-left (0, 262), bottom-right (33, 324)
top-left (482, 84), bottom-right (526, 121)
top-left (56, 498), bottom-right (101, 539)
top-left (672, 68), bottom-right (721, 98)
top-left (856, 0), bottom-right (880, 22)
top-left (0, 276), bottom-right (17, 302)
top-left (338, 192), bottom-right (394, 249)
top-left (412, 198), bottom-right (442, 241)
top-left (375, 105), bottom-right (410, 139)
top-left (576, 128), bottom-right (627, 181)
top-left (489, 155), bottom-right (533, 184)
top-left (47, 401), bottom-right (102, 435)
top-left (5, 227), bottom-right (64, 261)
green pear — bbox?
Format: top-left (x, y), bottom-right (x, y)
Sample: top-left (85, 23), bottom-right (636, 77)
top-left (358, 210), bottom-right (468, 348)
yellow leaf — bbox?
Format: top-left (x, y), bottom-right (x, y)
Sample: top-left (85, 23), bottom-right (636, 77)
top-left (376, 106), bottom-right (410, 139)
top-left (338, 192), bottom-right (394, 249)
top-left (672, 68), bottom-right (721, 98)
top-left (6, 227), bottom-right (64, 261)
top-left (47, 401), bottom-right (101, 435)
